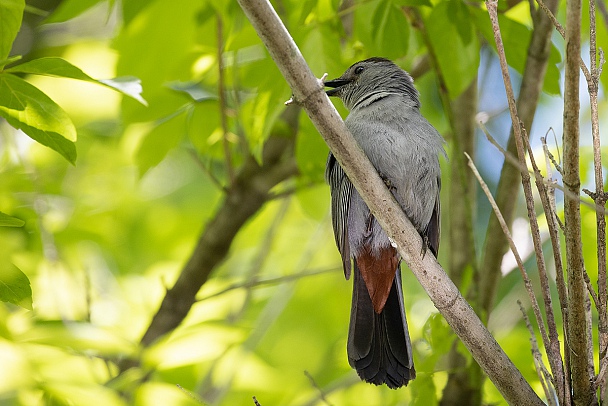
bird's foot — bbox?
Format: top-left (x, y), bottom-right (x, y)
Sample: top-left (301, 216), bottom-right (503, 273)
top-left (379, 173), bottom-right (396, 191)
top-left (420, 235), bottom-right (429, 259)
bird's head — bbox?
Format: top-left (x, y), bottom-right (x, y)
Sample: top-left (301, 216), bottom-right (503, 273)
top-left (324, 57), bottom-right (419, 110)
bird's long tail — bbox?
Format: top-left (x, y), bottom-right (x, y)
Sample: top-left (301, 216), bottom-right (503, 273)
top-left (347, 261), bottom-right (415, 389)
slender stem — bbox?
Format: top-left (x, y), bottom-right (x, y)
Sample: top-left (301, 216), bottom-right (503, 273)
top-left (588, 1), bottom-right (608, 399)
top-left (518, 300), bottom-right (558, 406)
top-left (217, 14), bottom-right (235, 184)
top-left (535, 0), bottom-right (592, 82)
top-left (466, 152), bottom-right (550, 364)
top-left (562, 0), bottom-right (594, 401)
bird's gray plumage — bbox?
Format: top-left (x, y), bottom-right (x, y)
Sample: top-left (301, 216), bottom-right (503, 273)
top-left (324, 57), bottom-right (445, 389)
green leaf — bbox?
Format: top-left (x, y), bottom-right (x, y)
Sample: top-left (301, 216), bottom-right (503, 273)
top-left (0, 211), bottom-right (25, 227)
top-left (122, 0), bottom-right (152, 26)
top-left (0, 73), bottom-right (77, 164)
top-left (7, 57), bottom-right (147, 105)
top-left (426, 1), bottom-right (479, 98)
top-left (45, 0), bottom-right (101, 23)
top-left (167, 81), bottom-right (218, 102)
top-left (136, 109), bottom-right (187, 174)
top-left (0, 263), bottom-right (32, 310)
top-left (372, 0), bottom-right (410, 59)
top-left (0, 0), bottom-right (25, 62)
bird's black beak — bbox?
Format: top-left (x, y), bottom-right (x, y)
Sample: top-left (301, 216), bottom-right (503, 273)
top-left (324, 78), bottom-right (350, 97)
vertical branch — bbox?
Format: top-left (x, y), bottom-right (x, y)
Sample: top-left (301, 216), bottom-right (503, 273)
top-left (542, 135), bottom-right (573, 406)
top-left (562, 0), bottom-right (594, 402)
top-left (217, 14), bottom-right (235, 184)
top-left (466, 152), bottom-right (550, 358)
top-left (585, 0), bottom-right (608, 398)
top-left (522, 134), bottom-right (567, 406)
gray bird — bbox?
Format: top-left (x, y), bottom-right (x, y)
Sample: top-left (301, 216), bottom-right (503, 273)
top-left (324, 57), bottom-right (445, 389)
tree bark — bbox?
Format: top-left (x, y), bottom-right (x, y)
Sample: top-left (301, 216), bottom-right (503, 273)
top-left (563, 0), bottom-right (594, 402)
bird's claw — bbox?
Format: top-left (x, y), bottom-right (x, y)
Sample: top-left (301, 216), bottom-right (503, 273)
top-left (420, 235), bottom-right (429, 259)
top-left (285, 73), bottom-right (329, 106)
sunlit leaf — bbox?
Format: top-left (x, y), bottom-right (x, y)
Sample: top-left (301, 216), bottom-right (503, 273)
top-left (186, 100), bottom-right (223, 159)
top-left (0, 263), bottom-right (32, 310)
top-left (426, 1), bottom-right (479, 98)
top-left (0, 73), bottom-right (77, 164)
top-left (371, 0), bottom-right (409, 59)
top-left (0, 0), bottom-right (24, 63)
top-left (0, 211), bottom-right (25, 227)
top-left (136, 109), bottom-right (187, 174)
top-left (98, 76), bottom-right (147, 105)
top-left (167, 80), bottom-right (218, 102)
top-left (21, 321), bottom-right (136, 356)
top-left (42, 382), bottom-right (127, 406)
top-left (122, 0), bottom-right (151, 26)
top-left (44, 0), bottom-right (102, 23)
top-left (114, 0), bottom-right (201, 123)
top-left (7, 57), bottom-right (147, 105)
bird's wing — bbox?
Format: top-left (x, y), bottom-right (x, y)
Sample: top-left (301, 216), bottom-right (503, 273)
top-left (424, 175), bottom-right (441, 257)
top-left (325, 152), bottom-right (353, 279)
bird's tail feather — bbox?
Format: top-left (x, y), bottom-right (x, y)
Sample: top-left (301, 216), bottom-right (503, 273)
top-left (347, 262), bottom-right (415, 389)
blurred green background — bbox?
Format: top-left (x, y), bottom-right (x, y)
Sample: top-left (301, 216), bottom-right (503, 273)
top-left (1, 0), bottom-right (606, 404)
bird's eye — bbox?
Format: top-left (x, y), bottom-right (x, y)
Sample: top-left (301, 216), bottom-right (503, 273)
top-left (354, 66), bottom-right (365, 74)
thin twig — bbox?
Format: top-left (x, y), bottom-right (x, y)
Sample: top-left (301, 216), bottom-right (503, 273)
top-left (197, 267), bottom-right (339, 302)
top-left (304, 371), bottom-right (334, 406)
top-left (466, 152), bottom-right (550, 357)
top-left (588, 0), bottom-right (608, 399)
top-left (596, 354), bottom-right (608, 391)
top-left (228, 197), bottom-right (292, 322)
top-left (539, 133), bottom-right (571, 404)
top-left (217, 14), bottom-right (235, 185)
top-left (542, 128), bottom-right (564, 176)
top-left (188, 148), bottom-right (227, 192)
top-left (598, 0), bottom-right (608, 33)
top-left (176, 384), bottom-right (206, 404)
top-left (541, 136), bottom-right (565, 232)
top-left (479, 123), bottom-right (605, 216)
top-left (518, 300), bottom-right (558, 406)
top-left (521, 132), bottom-right (566, 403)
top-left (535, 0), bottom-right (592, 82)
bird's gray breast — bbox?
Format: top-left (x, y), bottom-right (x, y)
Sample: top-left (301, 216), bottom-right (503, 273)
top-left (344, 96), bottom-right (443, 255)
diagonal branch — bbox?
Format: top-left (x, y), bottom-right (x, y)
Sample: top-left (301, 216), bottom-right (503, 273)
top-left (235, 0), bottom-right (544, 403)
